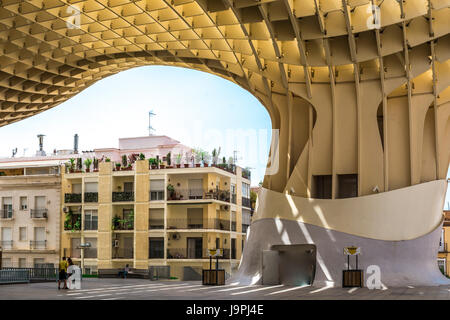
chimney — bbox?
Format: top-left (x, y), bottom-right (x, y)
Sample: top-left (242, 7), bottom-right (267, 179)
top-left (36, 134), bottom-right (46, 156)
top-left (74, 134), bottom-right (79, 154)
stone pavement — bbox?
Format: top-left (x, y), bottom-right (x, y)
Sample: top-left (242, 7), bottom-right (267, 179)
top-left (0, 279), bottom-right (450, 300)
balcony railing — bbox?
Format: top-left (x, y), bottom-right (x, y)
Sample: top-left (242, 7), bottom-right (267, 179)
top-left (112, 220), bottom-right (134, 230)
top-left (166, 248), bottom-right (230, 259)
top-left (242, 169), bottom-right (251, 180)
top-left (167, 188), bottom-right (231, 202)
top-left (242, 224), bottom-right (250, 233)
top-left (112, 247), bottom-right (133, 259)
top-left (112, 192), bottom-right (134, 202)
top-left (30, 209), bottom-right (47, 219)
top-left (0, 240), bottom-right (13, 249)
top-left (166, 218), bottom-right (236, 231)
top-left (149, 219), bottom-right (164, 230)
top-left (30, 240), bottom-right (47, 249)
top-left (84, 192), bottom-right (98, 203)
top-left (149, 248), bottom-right (164, 259)
top-left (242, 197), bottom-right (251, 208)
top-left (0, 209), bottom-right (13, 219)
top-left (65, 193), bottom-right (82, 203)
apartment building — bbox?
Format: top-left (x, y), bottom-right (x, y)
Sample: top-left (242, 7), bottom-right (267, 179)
top-left (438, 210), bottom-right (450, 277)
top-left (0, 159), bottom-right (62, 268)
top-left (61, 157), bottom-right (252, 279)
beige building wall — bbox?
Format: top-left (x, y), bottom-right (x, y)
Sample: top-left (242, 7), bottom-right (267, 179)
top-left (0, 174), bottom-right (61, 267)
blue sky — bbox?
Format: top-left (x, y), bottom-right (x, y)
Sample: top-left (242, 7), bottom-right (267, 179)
top-left (0, 65), bottom-right (448, 207)
top-left (0, 66), bottom-right (272, 186)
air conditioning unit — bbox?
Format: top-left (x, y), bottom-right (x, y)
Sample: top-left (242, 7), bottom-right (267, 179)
top-left (171, 233), bottom-right (181, 240)
top-left (63, 207), bottom-right (68, 213)
top-left (113, 239), bottom-right (119, 247)
top-left (220, 205), bottom-right (229, 211)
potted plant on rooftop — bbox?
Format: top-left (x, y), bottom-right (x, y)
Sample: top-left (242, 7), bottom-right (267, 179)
top-left (175, 153), bottom-right (182, 168)
top-left (115, 162), bottom-right (121, 171)
top-left (139, 153), bottom-right (145, 160)
top-left (184, 151), bottom-right (191, 168)
top-left (93, 157), bottom-right (99, 172)
top-left (212, 147), bottom-right (221, 167)
top-left (84, 158), bottom-right (92, 173)
top-left (166, 152), bottom-right (172, 168)
top-left (194, 148), bottom-right (202, 168)
top-left (159, 158), bottom-right (165, 169)
top-left (121, 155), bottom-right (128, 170)
top-left (75, 158), bottom-right (82, 173)
top-left (202, 151), bottom-right (211, 167)
top-left (149, 158), bottom-right (157, 169)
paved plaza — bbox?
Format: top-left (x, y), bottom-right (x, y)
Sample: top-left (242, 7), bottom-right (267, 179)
top-left (0, 279), bottom-right (449, 300)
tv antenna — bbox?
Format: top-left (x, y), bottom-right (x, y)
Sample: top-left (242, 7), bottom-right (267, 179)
top-left (148, 110), bottom-right (156, 136)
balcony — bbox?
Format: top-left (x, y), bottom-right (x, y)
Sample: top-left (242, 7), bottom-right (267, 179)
top-left (112, 192), bottom-right (134, 202)
top-left (30, 240), bottom-right (47, 250)
top-left (0, 240), bottom-right (13, 249)
top-left (64, 213), bottom-right (81, 231)
top-left (149, 219), bottom-right (164, 230)
top-left (0, 209), bottom-right (13, 219)
top-left (112, 247), bottom-right (133, 259)
top-left (242, 168), bottom-right (251, 180)
top-left (242, 224), bottom-right (250, 233)
top-left (65, 193), bottom-right (82, 203)
top-left (167, 188), bottom-right (230, 202)
top-left (166, 248), bottom-right (203, 259)
top-left (166, 218), bottom-right (234, 231)
top-left (30, 209), bottom-right (47, 219)
top-left (242, 197), bottom-right (251, 208)
top-left (84, 247), bottom-right (98, 259)
top-left (84, 192), bottom-right (98, 203)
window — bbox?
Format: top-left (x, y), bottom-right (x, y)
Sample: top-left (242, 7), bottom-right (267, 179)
top-left (19, 227), bottom-right (27, 241)
top-left (20, 197), bottom-right (27, 210)
top-left (72, 183), bottom-right (82, 194)
top-left (187, 208), bottom-right (203, 228)
top-left (149, 209), bottom-right (164, 229)
top-left (1, 258), bottom-right (11, 268)
top-left (2, 197), bottom-right (12, 217)
top-left (84, 210), bottom-right (98, 230)
top-left (124, 182), bottom-right (134, 193)
top-left (242, 183), bottom-right (250, 199)
top-left (242, 210), bottom-right (251, 233)
top-left (150, 179), bottom-right (164, 201)
top-left (188, 179), bottom-right (203, 199)
top-left (18, 258), bottom-right (26, 268)
top-left (33, 258), bottom-right (45, 268)
top-left (312, 175), bottom-right (332, 199)
top-left (84, 238), bottom-right (97, 258)
top-left (231, 238), bottom-right (236, 259)
top-left (337, 174), bottom-right (358, 199)
top-left (149, 238), bottom-right (164, 259)
top-left (85, 182), bottom-right (98, 193)
top-left (1, 227), bottom-right (12, 248)
top-left (439, 229), bottom-right (445, 252)
top-left (71, 238), bottom-right (81, 258)
top-left (35, 196), bottom-right (46, 209)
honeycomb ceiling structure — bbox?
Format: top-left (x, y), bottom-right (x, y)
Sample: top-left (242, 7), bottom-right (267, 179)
top-left (0, 0), bottom-right (449, 195)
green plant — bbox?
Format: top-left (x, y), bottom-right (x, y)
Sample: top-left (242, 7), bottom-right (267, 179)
top-left (76, 158), bottom-right (82, 171)
top-left (212, 147), bottom-right (221, 165)
top-left (122, 154), bottom-right (128, 167)
top-left (139, 153), bottom-right (145, 160)
top-left (202, 151), bottom-right (211, 165)
top-left (193, 148), bottom-right (203, 164)
top-left (166, 152), bottom-right (171, 166)
top-left (69, 158), bottom-right (75, 171)
top-left (148, 158), bottom-right (157, 166)
top-left (84, 158), bottom-right (92, 171)
top-left (112, 216), bottom-right (121, 230)
top-left (105, 157), bottom-right (111, 162)
top-left (115, 162), bottom-right (121, 169)
top-left (175, 153), bottom-right (182, 165)
top-left (93, 157), bottom-right (99, 170)
top-left (167, 184), bottom-right (175, 193)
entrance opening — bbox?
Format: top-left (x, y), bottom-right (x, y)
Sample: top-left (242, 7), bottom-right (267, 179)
top-left (262, 244), bottom-right (316, 286)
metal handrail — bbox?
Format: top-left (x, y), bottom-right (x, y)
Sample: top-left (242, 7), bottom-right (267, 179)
top-left (30, 209), bottom-right (48, 219)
